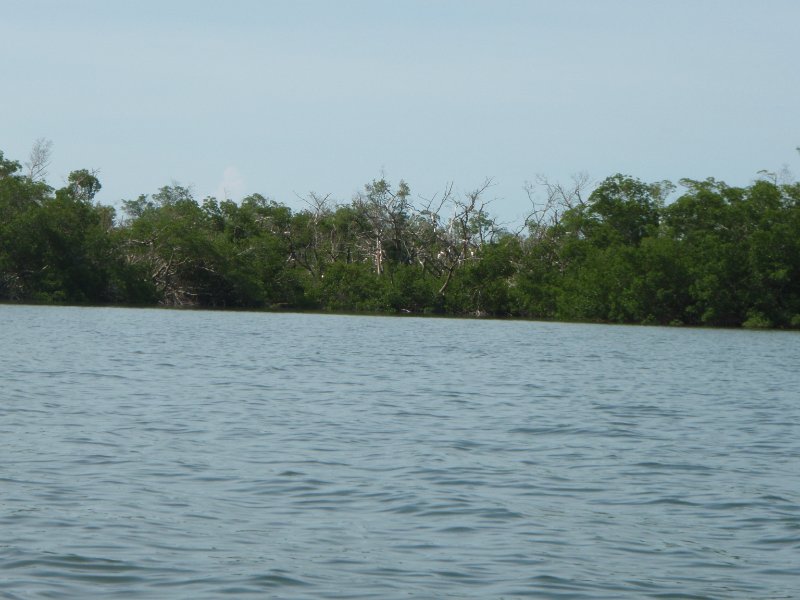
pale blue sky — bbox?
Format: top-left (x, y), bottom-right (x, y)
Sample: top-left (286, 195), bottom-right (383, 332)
top-left (3, 0), bottom-right (799, 223)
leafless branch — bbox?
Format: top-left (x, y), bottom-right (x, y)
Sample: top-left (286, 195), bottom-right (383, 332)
top-left (25, 138), bottom-right (53, 182)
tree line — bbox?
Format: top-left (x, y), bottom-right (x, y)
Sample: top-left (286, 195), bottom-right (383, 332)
top-left (2, 145), bottom-right (799, 328)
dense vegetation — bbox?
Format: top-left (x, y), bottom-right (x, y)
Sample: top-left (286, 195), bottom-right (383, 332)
top-left (2, 146), bottom-right (799, 327)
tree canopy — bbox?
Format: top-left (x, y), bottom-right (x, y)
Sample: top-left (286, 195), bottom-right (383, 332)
top-left (2, 145), bottom-right (798, 328)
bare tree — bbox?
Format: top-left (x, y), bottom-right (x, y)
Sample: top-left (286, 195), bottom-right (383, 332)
top-left (25, 138), bottom-right (53, 182)
top-left (290, 191), bottom-right (335, 278)
top-left (409, 182), bottom-right (454, 276)
top-left (521, 172), bottom-right (592, 240)
top-left (413, 179), bottom-right (498, 296)
top-left (352, 178), bottom-right (412, 275)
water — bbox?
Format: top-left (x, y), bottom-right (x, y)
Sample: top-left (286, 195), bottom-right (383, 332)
top-left (1, 305), bottom-right (798, 599)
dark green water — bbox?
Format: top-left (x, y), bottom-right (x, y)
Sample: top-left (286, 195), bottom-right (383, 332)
top-left (2, 305), bottom-right (798, 598)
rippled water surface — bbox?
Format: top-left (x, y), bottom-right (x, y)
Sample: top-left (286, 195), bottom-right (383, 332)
top-left (2, 305), bottom-right (799, 599)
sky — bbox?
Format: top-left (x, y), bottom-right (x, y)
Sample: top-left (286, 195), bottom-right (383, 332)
top-left (3, 0), bottom-right (799, 225)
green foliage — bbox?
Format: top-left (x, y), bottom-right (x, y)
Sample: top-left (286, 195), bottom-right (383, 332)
top-left (0, 151), bottom-right (22, 178)
top-left (66, 169), bottom-right (102, 202)
top-left (1, 145), bottom-right (798, 327)
top-left (383, 264), bottom-right (438, 313)
top-left (578, 174), bottom-right (666, 247)
top-left (0, 163), bottom-right (138, 303)
top-left (742, 310), bottom-right (772, 329)
top-left (451, 236), bottom-right (520, 316)
top-left (319, 262), bottom-right (389, 312)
